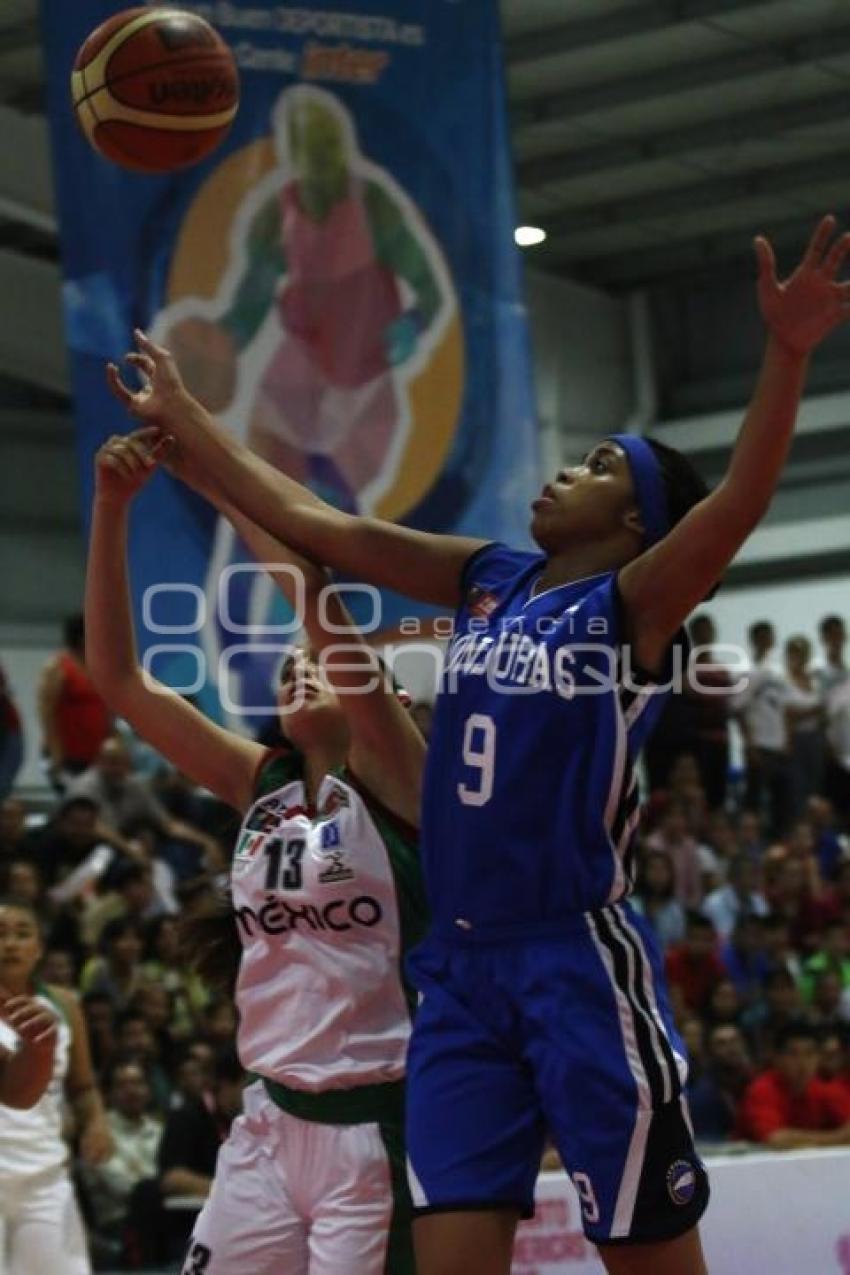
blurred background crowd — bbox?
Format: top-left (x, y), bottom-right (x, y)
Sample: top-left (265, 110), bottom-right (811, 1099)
top-left (1, 604), bottom-right (849, 1267)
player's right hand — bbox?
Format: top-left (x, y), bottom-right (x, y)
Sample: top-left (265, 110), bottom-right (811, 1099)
top-left (107, 329), bottom-right (190, 427)
top-left (94, 428), bottom-right (171, 503)
top-left (0, 988), bottom-right (58, 1050)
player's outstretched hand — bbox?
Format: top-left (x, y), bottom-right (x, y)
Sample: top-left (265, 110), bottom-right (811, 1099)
top-left (107, 329), bottom-right (189, 427)
top-left (756, 214), bottom-right (850, 356)
top-left (94, 427), bottom-right (172, 504)
top-left (0, 988), bottom-right (58, 1051)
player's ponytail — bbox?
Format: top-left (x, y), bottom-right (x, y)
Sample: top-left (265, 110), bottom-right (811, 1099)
top-left (177, 894), bottom-right (241, 998)
top-left (646, 438), bottom-right (719, 598)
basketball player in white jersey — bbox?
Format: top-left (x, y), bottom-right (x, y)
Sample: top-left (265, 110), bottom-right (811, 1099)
top-left (0, 899), bottom-right (112, 1275)
top-left (86, 430), bottom-right (426, 1273)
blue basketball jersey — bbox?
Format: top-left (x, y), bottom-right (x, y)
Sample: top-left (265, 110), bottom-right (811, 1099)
top-left (420, 543), bottom-right (685, 933)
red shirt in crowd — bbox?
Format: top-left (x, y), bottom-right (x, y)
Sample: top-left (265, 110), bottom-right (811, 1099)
top-left (664, 945), bottom-right (726, 1013)
top-left (737, 1069), bottom-right (850, 1142)
top-left (55, 652), bottom-right (111, 767)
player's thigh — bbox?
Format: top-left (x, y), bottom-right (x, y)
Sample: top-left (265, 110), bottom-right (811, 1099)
top-left (183, 1115), bottom-right (307, 1275)
top-left (7, 1169), bottom-right (78, 1275)
top-left (405, 958), bottom-right (545, 1217)
top-left (308, 1117), bottom-right (412, 1275)
top-left (413, 1208), bottom-right (519, 1275)
top-left (598, 1224), bottom-right (708, 1275)
top-left (526, 908), bottom-right (707, 1246)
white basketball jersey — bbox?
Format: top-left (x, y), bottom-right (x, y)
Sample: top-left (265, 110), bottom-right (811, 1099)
top-left (0, 987), bottom-right (71, 1177)
top-left (231, 752), bottom-right (425, 1092)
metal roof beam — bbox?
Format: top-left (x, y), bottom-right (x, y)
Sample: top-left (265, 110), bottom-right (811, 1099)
top-left (553, 216), bottom-right (829, 289)
top-left (0, 17), bottom-right (41, 55)
top-left (512, 24), bottom-right (850, 128)
top-left (518, 92), bottom-right (850, 188)
top-left (540, 148), bottom-right (850, 237)
top-left (505, 0), bottom-right (771, 66)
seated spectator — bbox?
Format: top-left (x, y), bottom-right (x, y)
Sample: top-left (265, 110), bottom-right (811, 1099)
top-left (0, 663), bottom-right (24, 799)
top-left (800, 920), bottom-right (850, 1006)
top-left (742, 969), bottom-right (805, 1067)
top-left (0, 859), bottom-right (45, 911)
top-left (132, 982), bottom-right (179, 1075)
top-left (679, 1015), bottom-right (706, 1073)
top-left (40, 946), bottom-right (77, 989)
top-left (735, 619), bottom-right (790, 838)
top-left (761, 913), bottom-right (802, 984)
top-left (689, 1023), bottom-right (754, 1143)
top-left (665, 912), bottom-right (726, 1018)
top-left (158, 1045), bottom-right (242, 1200)
top-left (141, 915), bottom-right (209, 1040)
top-left (630, 849), bottom-right (686, 950)
top-left (81, 1057), bottom-right (163, 1244)
top-left (38, 612), bottom-right (112, 789)
top-left (200, 997), bottom-right (238, 1049)
top-left (783, 635), bottom-right (826, 820)
top-left (82, 990), bottom-right (117, 1079)
top-left (170, 1042), bottom-right (214, 1111)
top-left (720, 915), bottom-right (771, 1009)
top-left (81, 859), bottom-right (161, 949)
top-left (737, 1022), bottom-right (850, 1148)
top-left (825, 671), bottom-right (850, 821)
top-left (685, 613), bottom-right (733, 812)
top-left (702, 853), bottom-right (769, 941)
top-left (27, 795), bottom-right (110, 891)
top-left (763, 846), bottom-right (823, 954)
top-left (807, 969), bottom-right (850, 1031)
top-left (645, 803), bottom-right (704, 908)
top-left (704, 978), bottom-right (742, 1031)
top-left (68, 737), bottom-right (216, 868)
top-left (806, 796), bottom-right (848, 883)
top-left (819, 1027), bottom-right (850, 1099)
top-left (0, 797), bottom-right (27, 862)
top-left (113, 1008), bottom-right (172, 1112)
top-left (736, 809), bottom-right (766, 862)
top-left (81, 916), bottom-right (144, 1012)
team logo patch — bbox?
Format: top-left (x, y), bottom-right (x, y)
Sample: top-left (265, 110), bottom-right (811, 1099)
top-left (314, 820), bottom-right (355, 884)
top-left (232, 829), bottom-right (266, 876)
top-left (666, 1159), bottom-right (697, 1206)
top-left (467, 584), bottom-right (499, 618)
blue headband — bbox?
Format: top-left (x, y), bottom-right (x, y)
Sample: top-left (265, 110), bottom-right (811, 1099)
top-left (607, 434), bottom-right (670, 549)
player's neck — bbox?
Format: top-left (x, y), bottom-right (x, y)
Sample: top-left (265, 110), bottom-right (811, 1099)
top-left (534, 540), bottom-right (632, 596)
top-left (303, 745), bottom-right (348, 806)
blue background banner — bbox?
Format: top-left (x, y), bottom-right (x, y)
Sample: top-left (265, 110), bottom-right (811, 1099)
top-left (42, 0), bottom-right (538, 723)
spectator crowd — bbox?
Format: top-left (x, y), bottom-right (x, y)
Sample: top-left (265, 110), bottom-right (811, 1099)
top-left (1, 606), bottom-right (850, 1267)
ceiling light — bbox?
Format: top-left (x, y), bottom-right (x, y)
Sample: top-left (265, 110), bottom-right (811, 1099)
top-left (514, 225), bottom-right (546, 247)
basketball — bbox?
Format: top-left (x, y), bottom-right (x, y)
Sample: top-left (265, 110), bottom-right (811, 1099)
top-left (71, 7), bottom-right (240, 174)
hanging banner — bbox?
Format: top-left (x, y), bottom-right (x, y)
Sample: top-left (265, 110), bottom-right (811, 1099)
top-left (43, 0), bottom-right (538, 722)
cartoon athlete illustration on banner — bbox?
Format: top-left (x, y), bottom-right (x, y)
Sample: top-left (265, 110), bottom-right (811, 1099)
top-left (154, 85), bottom-right (460, 720)
top-left (162, 84), bottom-right (454, 513)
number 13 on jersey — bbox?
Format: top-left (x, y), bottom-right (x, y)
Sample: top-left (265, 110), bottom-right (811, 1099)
top-left (458, 713), bottom-right (496, 807)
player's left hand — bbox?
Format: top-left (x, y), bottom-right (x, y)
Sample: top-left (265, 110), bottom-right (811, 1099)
top-left (107, 329), bottom-right (190, 426)
top-left (756, 214), bottom-right (850, 356)
top-left (79, 1117), bottom-right (114, 1165)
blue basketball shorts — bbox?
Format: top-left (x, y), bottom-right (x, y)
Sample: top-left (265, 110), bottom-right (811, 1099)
top-left (404, 901), bottom-right (709, 1246)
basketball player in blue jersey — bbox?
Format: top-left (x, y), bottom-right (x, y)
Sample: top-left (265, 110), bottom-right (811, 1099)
top-left (111, 215), bottom-right (850, 1275)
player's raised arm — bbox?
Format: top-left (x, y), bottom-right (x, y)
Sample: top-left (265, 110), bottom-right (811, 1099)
top-left (85, 431), bottom-right (265, 812)
top-left (619, 215), bottom-right (850, 671)
top-left (106, 336), bottom-right (486, 609)
top-left (167, 452), bottom-right (425, 828)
